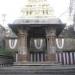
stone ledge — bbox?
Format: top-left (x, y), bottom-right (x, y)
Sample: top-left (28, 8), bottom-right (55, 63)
top-left (0, 65), bottom-right (75, 75)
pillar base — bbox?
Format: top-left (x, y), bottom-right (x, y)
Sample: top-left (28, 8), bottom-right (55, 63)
top-left (47, 53), bottom-right (56, 64)
top-left (18, 54), bottom-right (28, 63)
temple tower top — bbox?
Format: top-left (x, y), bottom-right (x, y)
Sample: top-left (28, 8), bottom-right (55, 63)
top-left (20, 0), bottom-right (56, 19)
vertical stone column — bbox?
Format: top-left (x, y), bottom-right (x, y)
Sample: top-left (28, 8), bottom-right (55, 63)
top-left (46, 28), bottom-right (56, 63)
top-left (18, 29), bottom-right (28, 63)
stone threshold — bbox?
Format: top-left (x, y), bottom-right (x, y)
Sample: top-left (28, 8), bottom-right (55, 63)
top-left (13, 61), bottom-right (60, 66)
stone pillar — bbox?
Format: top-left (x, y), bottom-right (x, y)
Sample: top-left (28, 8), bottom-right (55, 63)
top-left (18, 30), bottom-right (28, 63)
top-left (46, 28), bottom-right (56, 63)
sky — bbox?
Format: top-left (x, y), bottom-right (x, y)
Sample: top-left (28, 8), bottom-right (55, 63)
top-left (0, 0), bottom-right (70, 27)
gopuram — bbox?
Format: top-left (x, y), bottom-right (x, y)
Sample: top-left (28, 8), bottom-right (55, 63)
top-left (6, 0), bottom-right (75, 65)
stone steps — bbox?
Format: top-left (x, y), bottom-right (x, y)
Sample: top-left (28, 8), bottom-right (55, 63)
top-left (0, 65), bottom-right (75, 75)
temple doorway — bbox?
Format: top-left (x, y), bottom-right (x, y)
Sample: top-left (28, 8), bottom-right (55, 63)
top-left (29, 38), bottom-right (47, 62)
top-left (28, 27), bottom-right (47, 62)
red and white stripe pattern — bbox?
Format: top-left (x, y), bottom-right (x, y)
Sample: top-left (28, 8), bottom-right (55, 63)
top-left (30, 52), bottom-right (46, 62)
top-left (56, 52), bottom-right (75, 64)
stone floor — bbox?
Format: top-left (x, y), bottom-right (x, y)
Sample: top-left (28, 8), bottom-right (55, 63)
top-left (0, 65), bottom-right (75, 75)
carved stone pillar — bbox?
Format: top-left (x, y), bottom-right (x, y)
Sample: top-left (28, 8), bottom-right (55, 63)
top-left (18, 30), bottom-right (28, 63)
top-left (46, 28), bottom-right (56, 63)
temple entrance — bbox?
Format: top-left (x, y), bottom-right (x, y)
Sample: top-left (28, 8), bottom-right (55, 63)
top-left (29, 38), bottom-right (47, 62)
top-left (28, 27), bottom-right (47, 62)
top-left (9, 18), bottom-right (65, 64)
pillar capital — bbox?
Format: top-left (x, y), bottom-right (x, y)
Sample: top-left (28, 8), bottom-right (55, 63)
top-left (46, 27), bottom-right (56, 37)
top-left (18, 29), bottom-right (28, 36)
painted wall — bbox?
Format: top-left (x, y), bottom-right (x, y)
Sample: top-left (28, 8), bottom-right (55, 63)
top-left (56, 38), bottom-right (75, 51)
top-left (5, 38), bottom-right (18, 50)
top-left (5, 38), bottom-right (75, 51)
